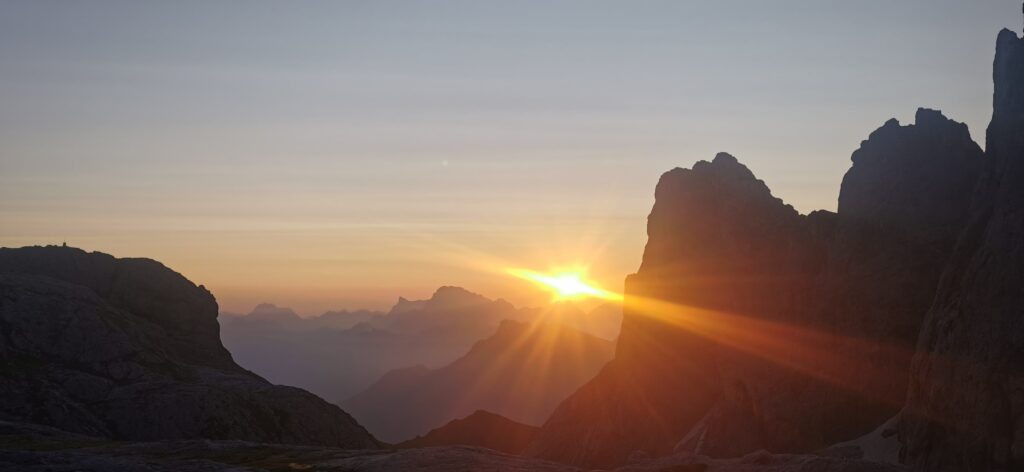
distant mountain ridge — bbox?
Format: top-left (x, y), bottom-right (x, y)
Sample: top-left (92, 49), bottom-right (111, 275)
top-left (343, 319), bottom-right (615, 443)
top-left (222, 302), bottom-right (384, 331)
top-left (220, 286), bottom-right (620, 403)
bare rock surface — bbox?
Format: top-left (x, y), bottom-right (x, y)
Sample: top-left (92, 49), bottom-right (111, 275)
top-left (0, 246), bottom-right (378, 448)
top-left (899, 27), bottom-right (1024, 472)
top-left (529, 106), bottom-right (985, 468)
top-left (528, 153), bottom-right (822, 467)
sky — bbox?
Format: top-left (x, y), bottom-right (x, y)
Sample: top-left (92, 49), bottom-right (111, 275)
top-left (1, 1), bottom-right (1020, 315)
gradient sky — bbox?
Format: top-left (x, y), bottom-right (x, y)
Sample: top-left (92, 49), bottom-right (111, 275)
top-left (1, 1), bottom-right (1019, 314)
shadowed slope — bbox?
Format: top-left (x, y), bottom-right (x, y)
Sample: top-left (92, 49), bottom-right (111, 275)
top-left (0, 246), bottom-right (378, 448)
top-left (529, 111), bottom-right (984, 467)
top-left (343, 319), bottom-right (614, 443)
top-left (900, 27), bottom-right (1024, 472)
top-left (398, 410), bottom-right (539, 454)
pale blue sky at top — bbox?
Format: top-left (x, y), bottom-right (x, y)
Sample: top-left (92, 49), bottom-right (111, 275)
top-left (1, 0), bottom-right (1019, 313)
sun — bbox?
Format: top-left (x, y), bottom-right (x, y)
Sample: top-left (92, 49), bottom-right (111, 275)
top-left (506, 267), bottom-right (622, 301)
top-left (536, 272), bottom-right (601, 298)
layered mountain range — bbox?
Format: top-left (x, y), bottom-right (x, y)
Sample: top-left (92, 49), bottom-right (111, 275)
top-left (220, 287), bottom-right (620, 403)
top-left (343, 319), bottom-right (614, 442)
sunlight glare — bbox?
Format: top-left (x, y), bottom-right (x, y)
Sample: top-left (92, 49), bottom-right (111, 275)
top-left (506, 267), bottom-right (622, 301)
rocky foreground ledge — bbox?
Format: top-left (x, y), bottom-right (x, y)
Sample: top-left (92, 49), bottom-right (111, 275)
top-left (0, 421), bottom-right (903, 472)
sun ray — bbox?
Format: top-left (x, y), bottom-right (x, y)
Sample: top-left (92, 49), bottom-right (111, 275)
top-left (506, 267), bottom-right (623, 302)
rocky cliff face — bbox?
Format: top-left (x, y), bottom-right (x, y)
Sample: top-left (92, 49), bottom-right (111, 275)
top-left (529, 105), bottom-right (985, 467)
top-left (0, 246), bottom-right (378, 448)
top-left (800, 108), bottom-right (985, 444)
top-left (528, 153), bottom-right (824, 466)
top-left (899, 28), bottom-right (1024, 472)
top-left (0, 246), bottom-right (233, 371)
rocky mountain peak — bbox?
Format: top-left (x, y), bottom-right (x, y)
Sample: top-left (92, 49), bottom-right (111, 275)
top-left (388, 296), bottom-right (427, 315)
top-left (0, 245), bottom-right (232, 371)
top-left (532, 104), bottom-right (987, 467)
top-left (993, 28), bottom-right (1024, 119)
top-left (654, 152), bottom-right (775, 205)
top-left (640, 153), bottom-right (802, 277)
top-left (0, 246), bottom-right (379, 448)
top-left (840, 108), bottom-right (982, 237)
top-left (428, 285), bottom-right (491, 308)
top-left (247, 303), bottom-right (301, 321)
top-left (899, 22), bottom-right (1024, 471)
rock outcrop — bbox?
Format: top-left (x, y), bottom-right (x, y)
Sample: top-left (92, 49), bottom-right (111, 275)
top-left (529, 104), bottom-right (985, 467)
top-left (343, 319), bottom-right (614, 443)
top-left (689, 109), bottom-right (985, 456)
top-left (397, 410), bottom-right (539, 454)
top-left (527, 153), bottom-right (827, 466)
top-left (0, 246), bottom-right (378, 448)
top-left (899, 27), bottom-right (1024, 472)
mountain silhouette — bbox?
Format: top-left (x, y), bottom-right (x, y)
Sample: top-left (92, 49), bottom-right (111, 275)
top-left (343, 319), bottom-right (614, 443)
top-left (3, 7), bottom-right (1024, 472)
top-left (899, 26), bottom-right (1024, 472)
top-left (528, 118), bottom-right (985, 468)
top-left (525, 22), bottom-right (1024, 470)
top-left (397, 410), bottom-right (539, 454)
top-left (0, 246), bottom-right (378, 448)
top-left (221, 287), bottom-right (619, 403)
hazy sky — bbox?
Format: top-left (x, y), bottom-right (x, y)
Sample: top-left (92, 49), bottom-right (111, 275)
top-left (1, 1), bottom-right (1019, 314)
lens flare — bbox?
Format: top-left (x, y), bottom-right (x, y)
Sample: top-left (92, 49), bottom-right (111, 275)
top-left (506, 267), bottom-right (622, 301)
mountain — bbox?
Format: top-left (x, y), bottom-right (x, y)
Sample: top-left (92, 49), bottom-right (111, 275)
top-left (4, 12), bottom-right (1021, 472)
top-left (397, 410), bottom-right (540, 454)
top-left (524, 20), bottom-right (1024, 470)
top-left (899, 27), bottom-right (1024, 472)
top-left (526, 102), bottom-right (986, 468)
top-left (0, 246), bottom-right (378, 448)
top-left (343, 320), bottom-right (615, 443)
top-left (313, 308), bottom-right (383, 330)
top-left (220, 288), bottom-right (619, 403)
top-left (247, 302), bottom-right (302, 322)
top-left (220, 304), bottom-right (384, 332)
top-left (375, 286), bottom-right (514, 333)
top-left (220, 286), bottom-right (527, 403)
top-left (524, 301), bottom-right (622, 342)
top-left (527, 152), bottom-right (822, 466)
